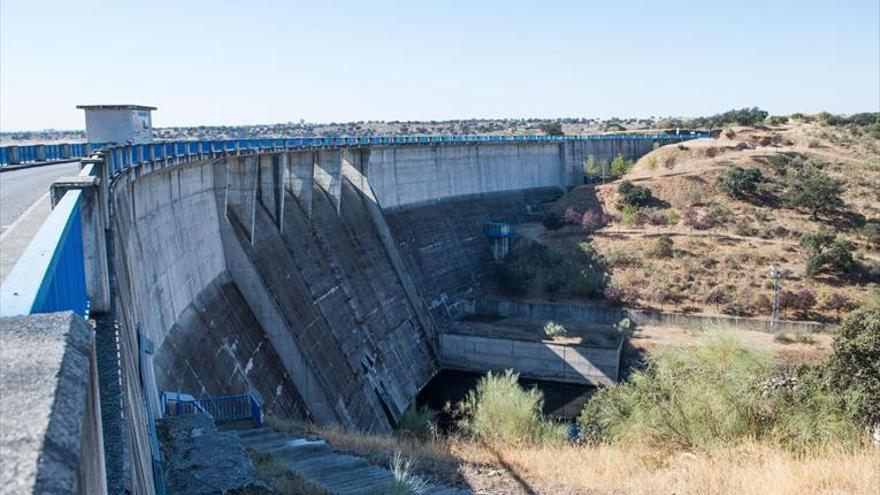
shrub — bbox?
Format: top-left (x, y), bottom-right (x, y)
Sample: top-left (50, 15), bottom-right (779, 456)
top-left (820, 292), bottom-right (855, 319)
top-left (383, 451), bottom-right (429, 495)
top-left (620, 204), bottom-right (639, 227)
top-left (457, 370), bottom-right (566, 446)
top-left (579, 330), bottom-right (859, 451)
top-left (563, 207), bottom-right (582, 224)
top-left (793, 289), bottom-right (817, 317)
top-left (861, 221), bottom-right (880, 247)
top-left (579, 331), bottom-right (775, 449)
top-left (651, 235), bottom-right (674, 258)
top-left (614, 317), bottom-right (633, 335)
top-left (543, 321), bottom-right (567, 339)
top-left (490, 260), bottom-right (531, 295)
top-left (808, 139), bottom-right (821, 148)
top-left (717, 166), bottom-right (764, 199)
top-left (395, 405), bottom-right (438, 441)
top-left (580, 210), bottom-right (603, 231)
top-left (574, 269), bottom-right (603, 298)
top-left (610, 154), bottom-right (633, 178)
top-left (604, 287), bottom-right (641, 306)
top-left (768, 115), bottom-right (789, 125)
top-left (752, 293), bottom-right (773, 314)
top-left (828, 308), bottom-right (880, 429)
top-left (764, 366), bottom-right (860, 451)
top-left (706, 287), bottom-right (730, 308)
top-left (799, 231), bottom-right (854, 276)
top-left (542, 211), bottom-right (563, 230)
top-left (617, 181), bottom-right (654, 208)
top-left (778, 290), bottom-right (797, 316)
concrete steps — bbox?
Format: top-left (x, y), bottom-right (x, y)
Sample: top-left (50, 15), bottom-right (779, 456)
top-left (235, 426), bottom-right (470, 494)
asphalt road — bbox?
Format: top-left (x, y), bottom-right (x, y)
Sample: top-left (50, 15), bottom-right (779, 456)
top-left (0, 161), bottom-right (81, 235)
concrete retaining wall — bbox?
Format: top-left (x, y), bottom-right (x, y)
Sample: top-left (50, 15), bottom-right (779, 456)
top-left (475, 298), bottom-right (833, 334)
top-left (439, 332), bottom-right (621, 386)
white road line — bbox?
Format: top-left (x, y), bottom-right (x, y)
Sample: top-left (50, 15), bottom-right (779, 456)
top-left (0, 192), bottom-right (50, 242)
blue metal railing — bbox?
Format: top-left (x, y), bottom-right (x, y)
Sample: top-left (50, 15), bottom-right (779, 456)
top-left (1, 131), bottom-right (710, 168)
top-left (0, 142), bottom-right (108, 167)
top-left (161, 391), bottom-right (263, 426)
top-left (484, 222), bottom-right (515, 238)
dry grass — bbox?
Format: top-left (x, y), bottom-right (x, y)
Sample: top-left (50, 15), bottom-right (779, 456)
top-left (630, 324), bottom-right (832, 364)
top-left (310, 425), bottom-right (878, 495)
top-left (492, 441), bottom-right (879, 495)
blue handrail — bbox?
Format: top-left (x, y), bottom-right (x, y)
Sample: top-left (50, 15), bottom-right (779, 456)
top-left (1, 131), bottom-right (710, 168)
top-left (161, 391), bottom-right (263, 426)
top-left (0, 142), bottom-right (111, 167)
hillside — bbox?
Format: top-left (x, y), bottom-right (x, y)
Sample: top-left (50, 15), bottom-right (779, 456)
top-left (502, 119), bottom-right (880, 323)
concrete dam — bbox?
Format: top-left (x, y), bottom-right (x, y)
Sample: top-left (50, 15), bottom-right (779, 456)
top-left (109, 136), bottom-right (676, 438)
top-left (0, 132), bottom-right (715, 493)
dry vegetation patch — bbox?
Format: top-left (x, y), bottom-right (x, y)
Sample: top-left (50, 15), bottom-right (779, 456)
top-left (532, 121), bottom-right (880, 322)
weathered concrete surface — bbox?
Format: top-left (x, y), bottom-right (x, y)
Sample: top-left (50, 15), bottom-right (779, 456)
top-left (368, 144), bottom-right (566, 209)
top-left (0, 312), bottom-right (106, 495)
top-left (153, 272), bottom-right (307, 419)
top-left (158, 414), bottom-right (268, 494)
top-left (385, 188), bottom-right (561, 318)
top-left (439, 328), bottom-right (622, 386)
top-left (224, 170), bottom-right (438, 432)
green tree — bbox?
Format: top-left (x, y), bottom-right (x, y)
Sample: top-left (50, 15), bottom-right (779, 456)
top-left (828, 308), bottom-right (880, 429)
top-left (540, 121), bottom-right (564, 136)
top-left (782, 164), bottom-right (844, 219)
top-left (617, 181), bottom-right (654, 208)
top-left (583, 155), bottom-right (600, 182)
top-left (610, 154), bottom-right (633, 178)
top-left (717, 166), bottom-right (764, 199)
top-left (651, 235), bottom-right (674, 258)
top-left (799, 231), bottom-right (854, 276)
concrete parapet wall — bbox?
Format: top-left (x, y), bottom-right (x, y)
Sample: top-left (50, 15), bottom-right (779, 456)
top-left (439, 332), bottom-right (620, 386)
top-left (0, 312), bottom-right (106, 495)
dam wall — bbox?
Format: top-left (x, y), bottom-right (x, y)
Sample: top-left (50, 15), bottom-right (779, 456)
top-left (107, 136), bottom-right (670, 447)
top-left (366, 139), bottom-right (659, 210)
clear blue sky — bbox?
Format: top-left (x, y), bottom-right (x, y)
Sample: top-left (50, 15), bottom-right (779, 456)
top-left (1, 0), bottom-right (878, 131)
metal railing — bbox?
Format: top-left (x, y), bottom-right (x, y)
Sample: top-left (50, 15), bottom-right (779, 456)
top-left (0, 142), bottom-right (106, 167)
top-left (161, 391), bottom-right (263, 425)
top-left (99, 132), bottom-right (710, 175)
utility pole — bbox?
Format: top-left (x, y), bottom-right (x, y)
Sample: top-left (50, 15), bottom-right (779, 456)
top-left (768, 266), bottom-right (785, 332)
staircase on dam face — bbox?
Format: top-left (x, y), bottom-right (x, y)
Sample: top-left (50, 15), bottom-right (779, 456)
top-left (234, 426), bottom-right (471, 495)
